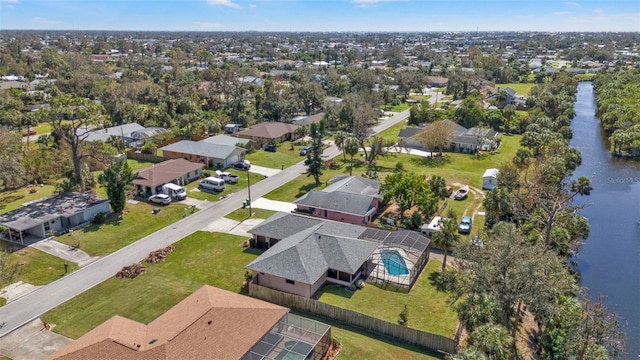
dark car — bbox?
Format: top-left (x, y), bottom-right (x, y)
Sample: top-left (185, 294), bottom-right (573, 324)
top-left (299, 146), bottom-right (312, 156)
top-left (232, 160), bottom-right (251, 170)
top-left (264, 143), bottom-right (276, 152)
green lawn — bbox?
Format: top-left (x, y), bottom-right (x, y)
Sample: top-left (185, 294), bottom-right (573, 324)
top-left (185, 170), bottom-right (264, 201)
top-left (297, 312), bottom-right (443, 360)
top-left (0, 243), bottom-right (79, 286)
top-left (265, 135), bottom-right (521, 202)
top-left (225, 208), bottom-right (276, 222)
top-left (42, 231), bottom-right (260, 339)
top-left (316, 260), bottom-right (458, 338)
top-left (126, 159), bottom-right (156, 172)
top-left (375, 119), bottom-right (410, 145)
top-left (55, 202), bottom-right (192, 256)
top-left (32, 122), bottom-right (53, 134)
top-left (496, 83), bottom-right (535, 96)
top-left (245, 142), bottom-right (308, 169)
top-left (0, 185), bottom-right (56, 215)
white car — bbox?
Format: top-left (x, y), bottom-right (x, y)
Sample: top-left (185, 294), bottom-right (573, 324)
top-left (215, 170), bottom-right (240, 184)
top-left (149, 193), bottom-right (171, 205)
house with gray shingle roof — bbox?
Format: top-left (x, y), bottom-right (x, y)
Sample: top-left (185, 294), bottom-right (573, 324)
top-left (294, 176), bottom-right (382, 225)
top-left (159, 140), bottom-right (245, 169)
top-left (246, 212), bottom-right (432, 296)
top-left (235, 122), bottom-right (300, 147)
top-left (398, 120), bottom-right (499, 154)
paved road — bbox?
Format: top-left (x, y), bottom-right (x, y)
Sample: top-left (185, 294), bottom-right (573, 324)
top-left (0, 109), bottom-right (410, 338)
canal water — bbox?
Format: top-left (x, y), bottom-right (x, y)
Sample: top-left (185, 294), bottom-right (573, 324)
top-left (570, 81), bottom-right (640, 357)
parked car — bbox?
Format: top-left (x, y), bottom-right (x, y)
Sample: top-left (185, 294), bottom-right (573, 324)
top-left (459, 216), bottom-right (472, 234)
top-left (299, 146), bottom-right (312, 156)
top-left (22, 130), bottom-right (37, 137)
top-left (232, 160), bottom-right (251, 170)
top-left (263, 143), bottom-right (276, 152)
top-left (215, 170), bottom-right (239, 184)
top-left (149, 193), bottom-right (171, 205)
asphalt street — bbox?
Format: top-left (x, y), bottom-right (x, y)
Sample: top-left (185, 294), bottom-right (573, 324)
top-left (0, 109), bottom-right (409, 338)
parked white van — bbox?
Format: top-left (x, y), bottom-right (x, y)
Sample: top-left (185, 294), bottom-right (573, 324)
top-left (199, 176), bottom-right (225, 192)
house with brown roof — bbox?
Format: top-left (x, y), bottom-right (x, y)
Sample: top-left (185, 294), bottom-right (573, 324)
top-left (133, 159), bottom-right (203, 196)
top-left (49, 285), bottom-right (332, 360)
top-left (235, 122), bottom-right (300, 147)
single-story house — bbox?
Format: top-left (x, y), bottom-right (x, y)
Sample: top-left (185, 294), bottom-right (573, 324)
top-left (82, 124), bottom-right (146, 147)
top-left (160, 140), bottom-right (246, 169)
top-left (486, 87), bottom-right (517, 107)
top-left (235, 122), bottom-right (300, 147)
top-left (398, 120), bottom-right (499, 154)
top-left (247, 213), bottom-right (432, 295)
top-left (0, 192), bottom-right (110, 243)
top-left (133, 159), bottom-right (204, 196)
top-left (224, 123), bottom-right (242, 134)
top-left (129, 127), bottom-right (169, 147)
top-left (290, 112), bottom-right (325, 127)
top-left (294, 176), bottom-right (382, 225)
top-left (200, 134), bottom-right (253, 148)
top-left (482, 168), bottom-right (500, 190)
top-left (50, 285), bottom-right (331, 360)
top-left (426, 76), bottom-right (448, 88)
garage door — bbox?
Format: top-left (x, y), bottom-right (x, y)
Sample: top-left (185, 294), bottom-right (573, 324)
top-left (227, 154), bottom-right (239, 166)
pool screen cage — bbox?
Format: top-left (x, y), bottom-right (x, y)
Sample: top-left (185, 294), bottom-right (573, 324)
top-left (361, 228), bottom-right (431, 292)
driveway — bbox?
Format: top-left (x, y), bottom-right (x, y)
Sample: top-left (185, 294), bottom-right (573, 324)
top-left (0, 319), bottom-right (71, 360)
top-left (251, 198), bottom-right (296, 212)
top-left (249, 165), bottom-right (281, 177)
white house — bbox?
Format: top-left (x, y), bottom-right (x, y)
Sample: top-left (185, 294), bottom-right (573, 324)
top-left (482, 168), bottom-right (500, 190)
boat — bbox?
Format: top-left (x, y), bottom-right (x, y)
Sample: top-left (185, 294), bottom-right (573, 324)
top-left (454, 185), bottom-right (469, 200)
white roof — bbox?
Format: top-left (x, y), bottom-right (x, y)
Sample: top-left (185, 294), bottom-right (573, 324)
top-left (483, 168), bottom-right (499, 178)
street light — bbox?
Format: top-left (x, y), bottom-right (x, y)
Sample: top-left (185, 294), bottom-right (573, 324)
top-left (246, 167), bottom-right (252, 217)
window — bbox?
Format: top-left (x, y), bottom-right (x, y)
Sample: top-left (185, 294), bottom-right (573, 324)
top-left (285, 279), bottom-right (295, 285)
top-left (44, 223), bottom-right (50, 231)
top-left (328, 269), bottom-right (337, 279)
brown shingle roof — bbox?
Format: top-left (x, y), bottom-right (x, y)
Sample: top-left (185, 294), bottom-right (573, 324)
top-left (133, 159), bottom-right (203, 188)
top-left (50, 286), bottom-right (289, 360)
top-left (236, 122), bottom-right (299, 140)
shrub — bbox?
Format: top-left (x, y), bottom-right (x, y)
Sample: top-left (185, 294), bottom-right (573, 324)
top-left (324, 159), bottom-right (339, 170)
top-left (93, 212), bottom-right (108, 224)
top-left (202, 171), bottom-right (211, 178)
top-left (355, 279), bottom-right (365, 289)
top-left (398, 305), bottom-right (409, 326)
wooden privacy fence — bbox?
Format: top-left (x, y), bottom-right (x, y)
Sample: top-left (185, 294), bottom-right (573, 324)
top-left (248, 283), bottom-right (457, 355)
top-left (126, 151), bottom-right (168, 163)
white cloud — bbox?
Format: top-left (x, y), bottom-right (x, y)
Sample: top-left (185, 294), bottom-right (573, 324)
top-left (553, 11), bottom-right (571, 16)
top-left (193, 21), bottom-right (223, 29)
top-left (353, 0), bottom-right (408, 8)
top-left (249, 3), bottom-right (256, 8)
top-left (207, 0), bottom-right (241, 9)
top-left (31, 17), bottom-right (62, 24)
top-left (565, 1), bottom-right (580, 6)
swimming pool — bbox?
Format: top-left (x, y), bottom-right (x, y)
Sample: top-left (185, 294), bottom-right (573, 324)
top-left (380, 250), bottom-right (409, 276)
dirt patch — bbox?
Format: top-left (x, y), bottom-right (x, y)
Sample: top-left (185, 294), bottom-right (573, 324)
top-left (517, 310), bottom-right (541, 360)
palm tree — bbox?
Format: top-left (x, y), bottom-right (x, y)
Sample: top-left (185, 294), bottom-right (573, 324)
top-left (344, 136), bottom-right (360, 176)
top-left (433, 214), bottom-right (459, 272)
top-left (334, 131), bottom-right (348, 163)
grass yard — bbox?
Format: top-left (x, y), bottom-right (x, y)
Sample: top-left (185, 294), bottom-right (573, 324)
top-left (265, 135), bottom-right (521, 202)
top-left (225, 208), bottom-right (276, 222)
top-left (496, 83), bottom-right (535, 96)
top-left (0, 243), bottom-right (79, 286)
top-left (245, 142), bottom-right (309, 169)
top-left (0, 185), bottom-right (56, 215)
top-left (375, 119), bottom-right (410, 145)
top-left (55, 202), bottom-right (192, 256)
top-left (42, 231), bottom-right (260, 339)
top-left (316, 259), bottom-right (458, 338)
top-left (126, 159), bottom-right (156, 172)
top-left (184, 170), bottom-right (264, 201)
top-left (297, 312), bottom-right (443, 360)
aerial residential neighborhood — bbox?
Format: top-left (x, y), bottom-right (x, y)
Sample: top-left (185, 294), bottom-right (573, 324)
top-left (0, 1), bottom-right (638, 359)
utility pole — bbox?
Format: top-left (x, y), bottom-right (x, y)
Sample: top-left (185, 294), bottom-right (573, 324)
top-left (247, 168), bottom-right (252, 216)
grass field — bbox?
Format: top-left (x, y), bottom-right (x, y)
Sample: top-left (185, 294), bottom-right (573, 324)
top-left (298, 312), bottom-right (443, 360)
top-left (245, 142), bottom-right (309, 169)
top-left (55, 202), bottom-right (192, 256)
top-left (0, 185), bottom-right (56, 215)
top-left (0, 243), bottom-right (79, 286)
top-left (225, 208), bottom-right (276, 222)
top-left (496, 83), bottom-right (536, 96)
top-left (184, 170), bottom-right (264, 201)
top-left (316, 259), bottom-right (458, 338)
top-left (42, 231), bottom-right (261, 339)
top-left (265, 135), bottom-right (521, 202)
top-left (126, 159), bottom-right (156, 172)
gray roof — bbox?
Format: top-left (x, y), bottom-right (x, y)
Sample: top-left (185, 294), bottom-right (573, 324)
top-left (454, 127), bottom-right (498, 146)
top-left (82, 123), bottom-right (145, 142)
top-left (249, 212), bottom-right (365, 240)
top-left (130, 127), bottom-right (168, 140)
top-left (200, 135), bottom-right (251, 147)
top-left (398, 127), bottom-right (422, 139)
top-left (503, 87), bottom-right (516, 96)
top-left (246, 225), bottom-right (379, 284)
top-left (324, 176), bottom-right (381, 198)
top-left (0, 192), bottom-right (109, 231)
top-left (294, 190), bottom-right (376, 216)
top-left (160, 140), bottom-right (243, 159)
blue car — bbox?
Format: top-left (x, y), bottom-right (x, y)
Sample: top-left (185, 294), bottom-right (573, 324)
top-left (459, 216), bottom-right (472, 234)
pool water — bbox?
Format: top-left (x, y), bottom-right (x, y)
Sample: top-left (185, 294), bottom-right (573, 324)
top-left (381, 251), bottom-right (409, 276)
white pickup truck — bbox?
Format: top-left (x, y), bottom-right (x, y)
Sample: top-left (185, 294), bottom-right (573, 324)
top-left (215, 170), bottom-right (239, 184)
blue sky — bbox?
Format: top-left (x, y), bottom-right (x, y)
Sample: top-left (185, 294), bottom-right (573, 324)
top-left (1, 0), bottom-right (639, 32)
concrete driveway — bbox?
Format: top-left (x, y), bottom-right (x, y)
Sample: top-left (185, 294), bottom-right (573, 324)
top-left (0, 319), bottom-right (71, 360)
top-left (249, 165), bottom-right (281, 177)
top-left (250, 198), bottom-right (296, 212)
